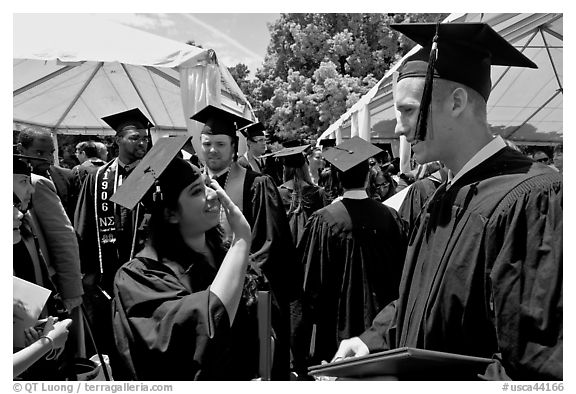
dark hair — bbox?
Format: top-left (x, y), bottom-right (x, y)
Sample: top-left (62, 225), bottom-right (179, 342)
top-left (147, 158), bottom-right (226, 265)
top-left (338, 161), bottom-right (369, 189)
top-left (77, 141), bottom-right (99, 158)
top-left (282, 162), bottom-right (313, 214)
top-left (17, 127), bottom-right (52, 148)
top-left (148, 209), bottom-right (227, 267)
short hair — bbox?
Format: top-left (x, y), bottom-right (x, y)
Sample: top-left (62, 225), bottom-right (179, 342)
top-left (433, 79), bottom-right (487, 122)
top-left (338, 161), bottom-right (369, 189)
top-left (94, 141), bottom-right (108, 161)
top-left (77, 140), bottom-right (99, 158)
top-left (17, 127), bottom-right (53, 148)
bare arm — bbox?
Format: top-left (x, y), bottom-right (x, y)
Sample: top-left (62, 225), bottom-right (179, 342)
top-left (13, 318), bottom-right (72, 377)
top-left (208, 180), bottom-right (252, 326)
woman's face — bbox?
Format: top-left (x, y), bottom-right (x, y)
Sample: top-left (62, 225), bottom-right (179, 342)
top-left (13, 206), bottom-right (23, 244)
top-left (309, 150), bottom-right (325, 170)
top-left (174, 174), bottom-right (221, 236)
top-left (13, 174), bottom-right (34, 212)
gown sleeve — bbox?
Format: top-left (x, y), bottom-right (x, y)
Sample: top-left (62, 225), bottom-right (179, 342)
top-left (358, 299), bottom-right (398, 352)
top-left (487, 174), bottom-right (562, 380)
top-left (112, 260), bottom-right (231, 380)
top-left (73, 172), bottom-right (100, 280)
top-left (248, 175), bottom-right (298, 303)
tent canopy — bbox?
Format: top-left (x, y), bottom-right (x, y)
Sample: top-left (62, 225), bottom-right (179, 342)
top-left (319, 13), bottom-right (563, 148)
top-left (13, 14), bottom-right (253, 139)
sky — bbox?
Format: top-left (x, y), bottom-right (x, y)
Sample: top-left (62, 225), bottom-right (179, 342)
top-left (98, 13), bottom-right (281, 78)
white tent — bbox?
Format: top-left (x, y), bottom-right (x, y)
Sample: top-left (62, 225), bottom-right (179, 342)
top-left (318, 13), bottom-right (563, 155)
top-left (13, 13), bottom-right (255, 157)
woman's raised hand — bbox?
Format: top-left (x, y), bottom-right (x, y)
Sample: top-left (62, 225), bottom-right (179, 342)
top-left (210, 179), bottom-right (251, 241)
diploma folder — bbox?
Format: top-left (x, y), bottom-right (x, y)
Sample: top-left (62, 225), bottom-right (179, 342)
top-left (308, 347), bottom-right (494, 380)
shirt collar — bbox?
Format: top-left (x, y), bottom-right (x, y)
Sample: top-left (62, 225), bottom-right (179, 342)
top-left (447, 135), bottom-right (506, 189)
top-left (342, 189), bottom-right (368, 200)
top-left (117, 158), bottom-right (140, 173)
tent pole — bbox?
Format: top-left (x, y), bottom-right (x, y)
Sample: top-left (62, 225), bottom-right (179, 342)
top-left (122, 64), bottom-right (158, 126)
top-left (51, 129), bottom-right (59, 166)
top-left (503, 89), bottom-right (562, 140)
top-left (145, 66), bottom-right (180, 87)
top-left (492, 29), bottom-right (538, 92)
top-left (13, 65), bottom-right (78, 97)
top-left (54, 62), bottom-right (104, 130)
top-left (540, 28), bottom-right (563, 92)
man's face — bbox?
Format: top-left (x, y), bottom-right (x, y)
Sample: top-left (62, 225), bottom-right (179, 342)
top-left (248, 137), bottom-right (267, 156)
top-left (75, 146), bottom-right (87, 164)
top-left (19, 136), bottom-right (54, 173)
top-left (117, 129), bottom-right (148, 164)
top-left (200, 134), bottom-right (235, 173)
top-left (394, 78), bottom-right (449, 165)
top-left (13, 174), bottom-right (35, 212)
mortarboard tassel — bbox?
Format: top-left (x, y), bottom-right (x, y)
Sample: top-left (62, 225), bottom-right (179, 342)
top-left (414, 21), bottom-right (440, 142)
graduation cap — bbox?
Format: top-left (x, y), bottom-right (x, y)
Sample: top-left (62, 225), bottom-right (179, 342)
top-left (391, 22), bottom-right (537, 142)
top-left (318, 138), bottom-right (336, 149)
top-left (191, 104), bottom-right (252, 137)
top-left (238, 122), bottom-right (266, 140)
top-left (110, 135), bottom-right (201, 210)
top-left (322, 136), bottom-right (382, 173)
top-left (101, 108), bottom-right (154, 133)
top-left (274, 144), bottom-right (311, 168)
top-left (283, 139), bottom-right (302, 148)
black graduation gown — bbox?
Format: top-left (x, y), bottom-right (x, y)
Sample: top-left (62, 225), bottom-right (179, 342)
top-left (278, 182), bottom-right (328, 245)
top-left (112, 257), bottom-right (260, 380)
top-left (215, 168), bottom-right (297, 379)
top-left (74, 162), bottom-right (145, 293)
top-left (294, 198), bottom-right (408, 366)
top-left (359, 148), bottom-right (563, 380)
top-left (398, 176), bottom-right (442, 234)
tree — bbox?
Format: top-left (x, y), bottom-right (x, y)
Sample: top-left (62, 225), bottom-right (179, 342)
top-left (234, 13), bottom-right (448, 143)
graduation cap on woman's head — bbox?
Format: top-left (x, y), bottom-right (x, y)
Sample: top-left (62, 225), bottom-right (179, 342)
top-left (191, 104), bottom-right (252, 137)
top-left (238, 122), bottom-right (266, 140)
top-left (101, 108), bottom-right (154, 134)
top-left (274, 144), bottom-right (311, 168)
top-left (390, 22), bottom-right (537, 142)
top-left (322, 136), bottom-right (382, 173)
top-left (110, 135), bottom-right (202, 210)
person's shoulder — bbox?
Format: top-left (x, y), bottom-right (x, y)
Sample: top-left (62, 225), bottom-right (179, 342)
top-left (237, 155), bottom-right (249, 167)
top-left (30, 173), bottom-right (57, 191)
top-left (51, 165), bottom-right (74, 176)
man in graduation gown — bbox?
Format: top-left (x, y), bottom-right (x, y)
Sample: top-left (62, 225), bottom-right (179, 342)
top-left (74, 108), bottom-right (153, 371)
top-left (237, 122), bottom-right (267, 173)
top-left (293, 137), bottom-right (408, 371)
top-left (191, 105), bottom-right (298, 380)
top-left (333, 23), bottom-right (562, 380)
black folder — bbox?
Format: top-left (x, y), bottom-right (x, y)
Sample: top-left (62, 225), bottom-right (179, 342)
top-left (308, 347), bottom-right (494, 380)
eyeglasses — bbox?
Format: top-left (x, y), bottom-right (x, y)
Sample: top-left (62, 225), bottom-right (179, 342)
top-left (536, 158), bottom-right (549, 163)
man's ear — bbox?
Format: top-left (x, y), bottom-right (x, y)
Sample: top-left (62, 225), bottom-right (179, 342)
top-left (450, 87), bottom-right (468, 117)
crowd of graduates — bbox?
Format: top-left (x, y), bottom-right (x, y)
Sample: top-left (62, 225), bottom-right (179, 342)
top-left (13, 21), bottom-right (562, 382)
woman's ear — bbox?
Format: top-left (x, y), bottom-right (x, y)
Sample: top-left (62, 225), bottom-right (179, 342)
top-left (164, 208), bottom-right (179, 224)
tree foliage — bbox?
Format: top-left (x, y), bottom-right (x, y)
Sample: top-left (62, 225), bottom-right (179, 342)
top-left (228, 13), bottom-right (448, 143)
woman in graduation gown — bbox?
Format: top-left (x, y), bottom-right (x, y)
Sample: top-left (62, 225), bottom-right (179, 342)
top-left (112, 157), bottom-right (259, 380)
top-left (276, 146), bottom-right (328, 246)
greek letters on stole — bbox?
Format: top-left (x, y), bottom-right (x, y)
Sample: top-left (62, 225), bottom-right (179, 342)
top-left (94, 161), bottom-right (119, 275)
